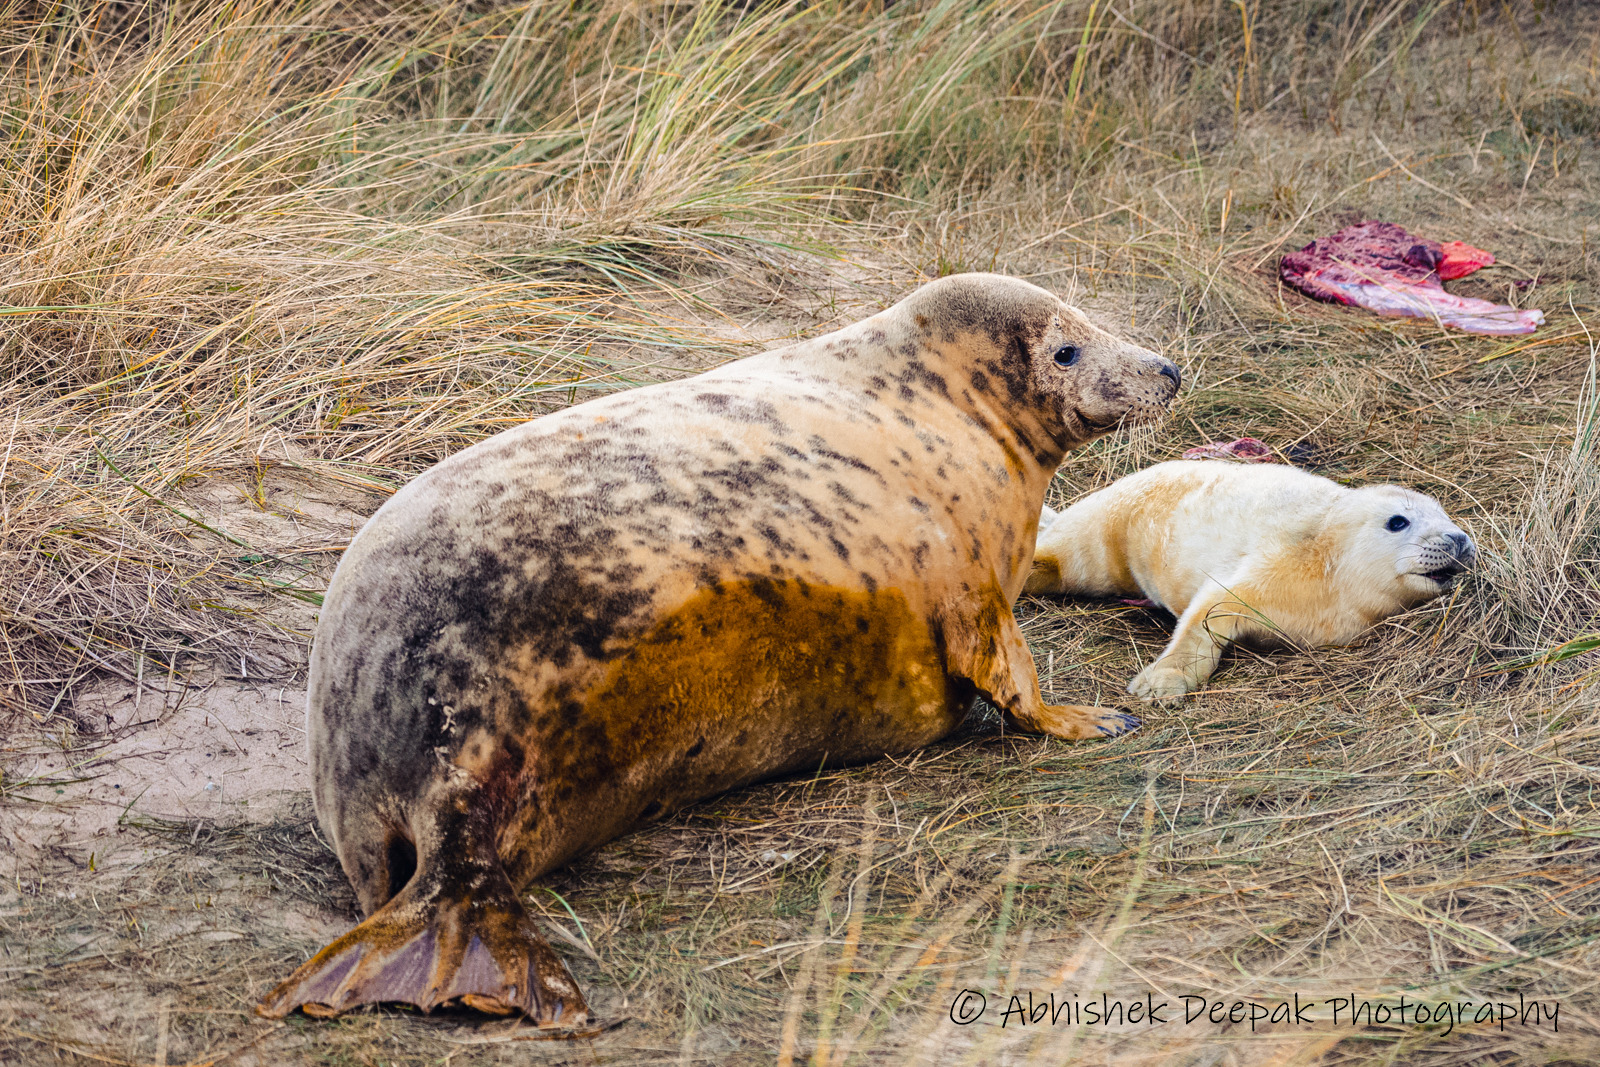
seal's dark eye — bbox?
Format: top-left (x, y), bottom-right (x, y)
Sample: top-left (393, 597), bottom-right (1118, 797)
top-left (1054, 345), bottom-right (1081, 367)
top-left (1385, 515), bottom-right (1410, 532)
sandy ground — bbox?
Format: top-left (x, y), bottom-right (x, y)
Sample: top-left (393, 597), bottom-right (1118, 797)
top-left (1, 464), bottom-right (362, 887)
top-left (0, 678), bottom-right (363, 1067)
top-left (2, 679), bottom-right (311, 881)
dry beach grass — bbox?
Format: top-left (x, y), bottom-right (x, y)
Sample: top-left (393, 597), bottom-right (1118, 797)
top-left (3, 1), bottom-right (1600, 1063)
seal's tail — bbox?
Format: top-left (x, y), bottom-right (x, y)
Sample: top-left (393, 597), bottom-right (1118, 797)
top-left (255, 862), bottom-right (587, 1025)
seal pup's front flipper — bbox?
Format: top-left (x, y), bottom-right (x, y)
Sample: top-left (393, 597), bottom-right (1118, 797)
top-left (256, 800), bottom-right (587, 1025)
top-left (1129, 576), bottom-right (1268, 704)
top-left (943, 595), bottom-right (1140, 740)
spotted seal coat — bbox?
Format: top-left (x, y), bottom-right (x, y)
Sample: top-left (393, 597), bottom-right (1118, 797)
top-left (257, 273), bottom-right (1181, 1025)
top-left (1026, 461), bottom-right (1475, 703)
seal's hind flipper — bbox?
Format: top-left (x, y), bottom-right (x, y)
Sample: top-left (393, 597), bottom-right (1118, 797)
top-left (256, 873), bottom-right (587, 1025)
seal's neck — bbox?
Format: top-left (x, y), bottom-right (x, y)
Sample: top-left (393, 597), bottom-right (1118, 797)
top-left (788, 309), bottom-right (1071, 489)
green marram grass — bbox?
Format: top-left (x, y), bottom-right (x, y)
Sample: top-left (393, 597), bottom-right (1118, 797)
top-left (2, 1), bottom-right (1600, 1064)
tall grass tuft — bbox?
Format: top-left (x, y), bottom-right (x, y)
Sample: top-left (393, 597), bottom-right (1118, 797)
top-left (1475, 332), bottom-right (1600, 670)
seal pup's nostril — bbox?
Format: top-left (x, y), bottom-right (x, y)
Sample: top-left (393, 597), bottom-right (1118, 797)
top-left (1159, 362), bottom-right (1181, 389)
top-left (1449, 532), bottom-right (1475, 562)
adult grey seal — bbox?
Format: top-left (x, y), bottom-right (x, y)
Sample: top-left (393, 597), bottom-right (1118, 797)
top-left (257, 273), bottom-right (1181, 1025)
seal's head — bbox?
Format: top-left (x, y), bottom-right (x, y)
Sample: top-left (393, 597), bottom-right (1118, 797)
top-left (1332, 485), bottom-right (1476, 609)
top-left (897, 273), bottom-right (1180, 456)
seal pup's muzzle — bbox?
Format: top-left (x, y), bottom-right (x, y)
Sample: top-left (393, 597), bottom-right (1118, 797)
top-left (1415, 530), bottom-right (1476, 586)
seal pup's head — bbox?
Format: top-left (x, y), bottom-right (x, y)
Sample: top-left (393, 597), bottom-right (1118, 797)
top-left (1328, 485), bottom-right (1476, 612)
top-left (896, 273), bottom-right (1181, 459)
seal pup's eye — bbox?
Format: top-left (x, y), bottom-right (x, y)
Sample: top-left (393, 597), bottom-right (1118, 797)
top-left (1385, 515), bottom-right (1410, 532)
top-left (1054, 345), bottom-right (1081, 367)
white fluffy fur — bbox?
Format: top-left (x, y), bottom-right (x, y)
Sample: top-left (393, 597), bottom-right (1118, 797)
top-left (1026, 461), bottom-right (1476, 703)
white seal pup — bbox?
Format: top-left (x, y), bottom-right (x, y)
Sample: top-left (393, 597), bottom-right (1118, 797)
top-left (1025, 461), bottom-right (1475, 703)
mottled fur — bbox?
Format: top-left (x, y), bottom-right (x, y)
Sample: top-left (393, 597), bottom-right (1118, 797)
top-left (257, 273), bottom-right (1180, 1024)
top-left (1027, 461), bottom-right (1475, 703)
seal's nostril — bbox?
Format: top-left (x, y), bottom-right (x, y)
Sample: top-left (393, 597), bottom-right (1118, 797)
top-left (1449, 533), bottom-right (1473, 557)
top-left (1159, 362), bottom-right (1181, 389)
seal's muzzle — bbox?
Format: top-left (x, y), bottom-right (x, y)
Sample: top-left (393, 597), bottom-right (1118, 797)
top-left (1419, 532), bottom-right (1476, 585)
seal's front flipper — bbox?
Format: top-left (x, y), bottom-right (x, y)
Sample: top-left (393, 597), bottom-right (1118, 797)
top-left (255, 865), bottom-right (587, 1025)
top-left (943, 594), bottom-right (1138, 741)
top-left (1023, 552), bottom-right (1066, 595)
top-left (1008, 703), bottom-right (1141, 739)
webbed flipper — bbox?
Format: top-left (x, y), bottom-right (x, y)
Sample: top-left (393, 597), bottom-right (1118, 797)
top-left (258, 791), bottom-right (587, 1026)
top-left (256, 863), bottom-right (586, 1024)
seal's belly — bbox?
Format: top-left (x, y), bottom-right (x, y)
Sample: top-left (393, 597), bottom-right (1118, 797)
top-left (500, 579), bottom-right (963, 879)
